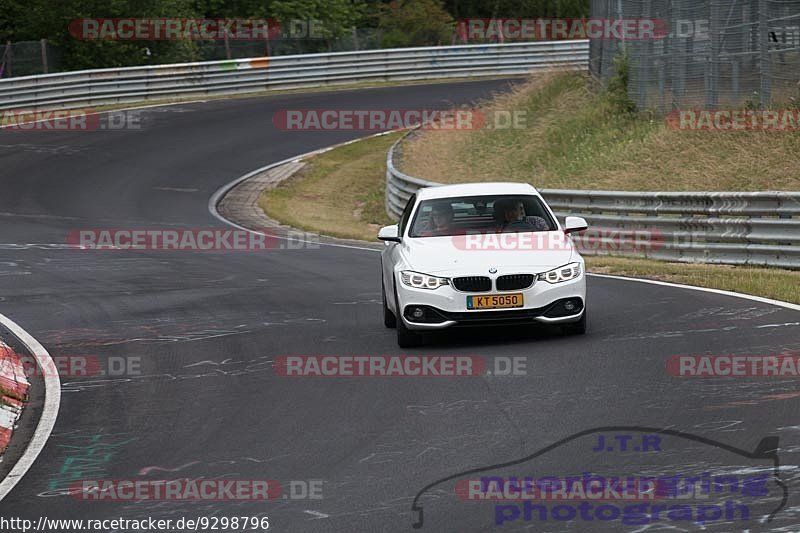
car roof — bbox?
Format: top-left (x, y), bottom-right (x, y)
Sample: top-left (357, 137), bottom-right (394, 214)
top-left (415, 182), bottom-right (539, 201)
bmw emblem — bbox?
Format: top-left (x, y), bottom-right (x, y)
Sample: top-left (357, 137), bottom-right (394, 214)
top-left (488, 267), bottom-right (498, 274)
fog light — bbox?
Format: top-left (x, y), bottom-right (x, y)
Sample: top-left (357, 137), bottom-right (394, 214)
top-left (412, 307), bottom-right (425, 319)
top-left (563, 300), bottom-right (577, 312)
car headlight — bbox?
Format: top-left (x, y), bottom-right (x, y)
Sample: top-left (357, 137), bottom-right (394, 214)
top-left (538, 262), bottom-right (582, 284)
top-left (400, 271), bottom-right (450, 290)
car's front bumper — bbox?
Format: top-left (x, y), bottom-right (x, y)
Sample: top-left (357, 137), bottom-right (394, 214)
top-left (395, 274), bottom-right (586, 330)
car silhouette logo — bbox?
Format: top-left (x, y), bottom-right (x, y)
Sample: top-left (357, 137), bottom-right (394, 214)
top-left (410, 425), bottom-right (788, 529)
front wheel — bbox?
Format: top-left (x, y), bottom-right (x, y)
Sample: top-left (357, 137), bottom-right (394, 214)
top-left (382, 281), bottom-right (396, 328)
top-left (397, 317), bottom-right (424, 348)
top-left (393, 277), bottom-right (424, 347)
top-left (561, 311), bottom-right (587, 335)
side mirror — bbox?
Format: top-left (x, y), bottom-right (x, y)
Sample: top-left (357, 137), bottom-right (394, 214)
top-left (378, 224), bottom-right (401, 243)
top-left (564, 216), bottom-right (588, 234)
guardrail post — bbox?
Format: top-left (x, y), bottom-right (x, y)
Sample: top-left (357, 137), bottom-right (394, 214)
top-left (4, 41), bottom-right (11, 78)
top-left (40, 39), bottom-right (48, 74)
top-left (758, 0), bottom-right (772, 107)
top-left (224, 31), bottom-right (232, 60)
top-left (707, 0), bottom-right (720, 109)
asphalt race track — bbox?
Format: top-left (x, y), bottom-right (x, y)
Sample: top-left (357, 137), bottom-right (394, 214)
top-left (0, 79), bottom-right (799, 532)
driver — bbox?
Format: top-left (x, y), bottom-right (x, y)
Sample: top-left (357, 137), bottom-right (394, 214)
top-left (495, 199), bottom-right (549, 232)
top-left (502, 200), bottom-right (526, 225)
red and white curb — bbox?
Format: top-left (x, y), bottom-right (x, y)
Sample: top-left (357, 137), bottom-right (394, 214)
top-left (0, 314), bottom-right (60, 502)
top-left (0, 340), bottom-right (29, 454)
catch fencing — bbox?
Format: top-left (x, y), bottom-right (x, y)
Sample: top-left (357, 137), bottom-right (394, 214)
top-left (591, 0), bottom-right (800, 112)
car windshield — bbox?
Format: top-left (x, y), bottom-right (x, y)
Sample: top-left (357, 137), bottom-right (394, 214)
top-left (408, 194), bottom-right (557, 238)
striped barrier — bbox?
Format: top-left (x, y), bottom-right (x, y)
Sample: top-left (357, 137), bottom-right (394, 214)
top-left (0, 341), bottom-right (29, 455)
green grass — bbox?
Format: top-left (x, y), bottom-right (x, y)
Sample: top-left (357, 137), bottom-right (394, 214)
top-left (258, 122), bottom-right (799, 305)
top-left (402, 71), bottom-right (800, 191)
top-left (259, 132), bottom-right (400, 241)
top-left (586, 256), bottom-right (800, 305)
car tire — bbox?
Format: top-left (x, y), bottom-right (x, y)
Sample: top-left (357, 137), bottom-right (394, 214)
top-left (397, 317), bottom-right (423, 348)
top-left (393, 280), bottom-right (423, 347)
top-left (561, 311), bottom-right (587, 335)
top-left (382, 281), bottom-right (396, 329)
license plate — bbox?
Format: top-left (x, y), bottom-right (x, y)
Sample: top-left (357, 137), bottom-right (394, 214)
top-left (467, 293), bottom-right (524, 310)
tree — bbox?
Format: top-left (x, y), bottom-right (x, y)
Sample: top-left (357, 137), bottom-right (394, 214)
top-left (3, 0), bottom-right (204, 70)
top-left (270, 0), bottom-right (366, 51)
top-left (378, 0), bottom-right (454, 48)
top-left (440, 0), bottom-right (589, 19)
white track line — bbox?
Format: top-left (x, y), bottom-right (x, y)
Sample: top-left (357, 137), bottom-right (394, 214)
top-left (588, 273), bottom-right (800, 312)
top-left (211, 144), bottom-right (800, 313)
top-left (208, 132), bottom-right (395, 254)
top-left (0, 314), bottom-right (60, 501)
top-left (208, 143), bottom-right (800, 311)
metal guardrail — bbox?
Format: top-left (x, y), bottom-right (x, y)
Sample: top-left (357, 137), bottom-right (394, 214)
top-left (0, 41), bottom-right (588, 111)
top-left (386, 132), bottom-right (800, 269)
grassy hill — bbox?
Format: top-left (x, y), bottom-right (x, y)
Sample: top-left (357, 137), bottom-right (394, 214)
top-left (401, 71), bottom-right (800, 191)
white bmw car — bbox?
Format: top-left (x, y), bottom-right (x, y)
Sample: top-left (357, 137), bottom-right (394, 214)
top-left (378, 183), bottom-right (588, 347)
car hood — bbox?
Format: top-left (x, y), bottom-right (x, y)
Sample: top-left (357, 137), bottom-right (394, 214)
top-left (399, 233), bottom-right (577, 275)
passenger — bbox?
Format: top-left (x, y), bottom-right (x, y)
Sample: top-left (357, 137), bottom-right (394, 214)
top-left (427, 203), bottom-right (454, 235)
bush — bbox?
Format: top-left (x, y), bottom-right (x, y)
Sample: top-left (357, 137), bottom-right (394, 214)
top-left (378, 0), bottom-right (454, 48)
top-left (605, 52), bottom-right (637, 115)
